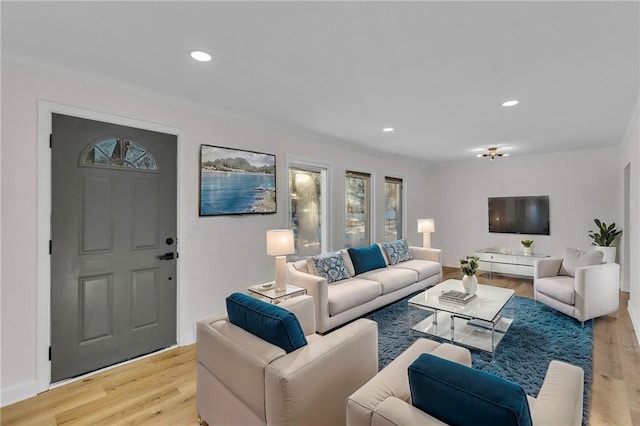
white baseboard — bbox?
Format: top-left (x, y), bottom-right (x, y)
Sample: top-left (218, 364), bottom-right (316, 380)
top-left (180, 330), bottom-right (195, 346)
top-left (628, 302), bottom-right (640, 347)
top-left (1, 380), bottom-right (38, 408)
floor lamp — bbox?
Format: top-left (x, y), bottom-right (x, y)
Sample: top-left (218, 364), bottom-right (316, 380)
top-left (417, 219), bottom-right (435, 248)
top-left (267, 229), bottom-right (295, 292)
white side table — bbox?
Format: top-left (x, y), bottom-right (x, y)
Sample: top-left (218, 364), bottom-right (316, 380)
top-left (248, 283), bottom-right (306, 304)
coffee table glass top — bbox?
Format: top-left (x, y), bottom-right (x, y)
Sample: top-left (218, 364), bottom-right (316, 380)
top-left (408, 279), bottom-right (514, 322)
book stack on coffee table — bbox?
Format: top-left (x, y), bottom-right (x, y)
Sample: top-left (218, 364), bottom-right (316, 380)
top-left (438, 290), bottom-right (477, 305)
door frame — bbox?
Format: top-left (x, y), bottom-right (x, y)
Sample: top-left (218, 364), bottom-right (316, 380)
top-left (37, 101), bottom-right (184, 393)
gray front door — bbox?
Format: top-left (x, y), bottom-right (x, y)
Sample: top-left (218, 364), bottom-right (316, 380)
top-left (51, 113), bottom-right (177, 382)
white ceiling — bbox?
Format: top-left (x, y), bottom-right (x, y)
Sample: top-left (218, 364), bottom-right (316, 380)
top-left (2, 1), bottom-right (639, 163)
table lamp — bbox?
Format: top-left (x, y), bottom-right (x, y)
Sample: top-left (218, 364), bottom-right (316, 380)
top-left (417, 219), bottom-right (435, 248)
top-left (267, 229), bottom-right (295, 292)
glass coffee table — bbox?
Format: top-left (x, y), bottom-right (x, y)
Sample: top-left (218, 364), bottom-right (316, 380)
top-left (408, 279), bottom-right (515, 354)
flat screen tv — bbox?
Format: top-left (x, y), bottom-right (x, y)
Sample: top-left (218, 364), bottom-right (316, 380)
top-left (488, 196), bottom-right (550, 235)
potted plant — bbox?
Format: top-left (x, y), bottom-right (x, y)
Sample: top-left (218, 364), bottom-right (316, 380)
top-left (459, 255), bottom-right (479, 295)
top-left (521, 239), bottom-right (534, 255)
top-left (588, 219), bottom-right (622, 262)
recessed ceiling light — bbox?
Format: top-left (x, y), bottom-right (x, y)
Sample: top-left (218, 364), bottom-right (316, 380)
top-left (502, 100), bottom-right (519, 107)
top-left (190, 50), bottom-right (212, 62)
top-left (382, 127), bottom-right (394, 132)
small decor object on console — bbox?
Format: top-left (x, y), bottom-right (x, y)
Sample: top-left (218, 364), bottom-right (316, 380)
top-left (439, 290), bottom-right (477, 305)
top-left (459, 255), bottom-right (479, 295)
top-left (521, 239), bottom-right (534, 255)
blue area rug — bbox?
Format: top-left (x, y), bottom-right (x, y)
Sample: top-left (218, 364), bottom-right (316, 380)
top-left (363, 292), bottom-right (593, 423)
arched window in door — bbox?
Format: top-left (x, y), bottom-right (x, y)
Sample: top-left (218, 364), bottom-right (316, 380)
top-left (80, 137), bottom-right (158, 171)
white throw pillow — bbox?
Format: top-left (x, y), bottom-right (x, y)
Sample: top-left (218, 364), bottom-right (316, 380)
top-left (559, 247), bottom-right (604, 277)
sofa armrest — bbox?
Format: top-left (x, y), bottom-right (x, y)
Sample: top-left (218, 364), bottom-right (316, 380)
top-left (286, 262), bottom-right (329, 331)
top-left (266, 318), bottom-right (378, 426)
top-left (574, 262), bottom-right (620, 322)
top-left (410, 247), bottom-right (442, 263)
top-left (531, 360), bottom-right (584, 426)
top-left (371, 397), bottom-right (447, 426)
top-left (534, 258), bottom-right (563, 279)
top-left (278, 294), bottom-right (316, 336)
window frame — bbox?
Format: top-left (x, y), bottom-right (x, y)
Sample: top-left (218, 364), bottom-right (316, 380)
top-left (384, 176), bottom-right (405, 242)
top-left (344, 170), bottom-right (372, 248)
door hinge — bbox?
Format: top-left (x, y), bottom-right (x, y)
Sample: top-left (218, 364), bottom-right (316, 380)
top-left (49, 240), bottom-right (52, 255)
top-left (49, 346), bottom-right (52, 361)
top-left (49, 134), bottom-right (53, 148)
top-left (176, 252), bottom-right (179, 259)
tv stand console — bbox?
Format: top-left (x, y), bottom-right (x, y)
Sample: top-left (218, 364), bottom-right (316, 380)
top-left (475, 248), bottom-right (549, 279)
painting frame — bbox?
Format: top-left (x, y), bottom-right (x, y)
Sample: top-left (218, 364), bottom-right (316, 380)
top-left (199, 144), bottom-right (277, 216)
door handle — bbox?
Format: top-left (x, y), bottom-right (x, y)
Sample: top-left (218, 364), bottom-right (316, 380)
top-left (157, 252), bottom-right (174, 260)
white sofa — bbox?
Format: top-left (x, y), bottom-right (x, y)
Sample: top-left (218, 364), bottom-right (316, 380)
top-left (347, 338), bottom-right (585, 426)
top-left (196, 295), bottom-right (378, 426)
top-left (286, 246), bottom-right (442, 333)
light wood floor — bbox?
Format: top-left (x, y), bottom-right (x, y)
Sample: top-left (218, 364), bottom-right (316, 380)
top-left (2, 268), bottom-right (638, 425)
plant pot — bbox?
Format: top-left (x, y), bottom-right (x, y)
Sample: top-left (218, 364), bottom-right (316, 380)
top-left (522, 246), bottom-right (533, 255)
top-left (592, 246), bottom-right (616, 263)
top-left (462, 274), bottom-right (478, 295)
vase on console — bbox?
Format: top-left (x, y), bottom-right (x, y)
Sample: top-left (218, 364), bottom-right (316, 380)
top-left (462, 274), bottom-right (478, 295)
top-left (459, 255), bottom-right (480, 295)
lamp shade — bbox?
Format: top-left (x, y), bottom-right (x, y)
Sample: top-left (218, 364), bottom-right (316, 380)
top-left (266, 229), bottom-right (295, 256)
top-left (417, 219), bottom-right (435, 233)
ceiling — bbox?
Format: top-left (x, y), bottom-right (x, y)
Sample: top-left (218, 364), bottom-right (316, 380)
top-left (2, 1), bottom-right (639, 164)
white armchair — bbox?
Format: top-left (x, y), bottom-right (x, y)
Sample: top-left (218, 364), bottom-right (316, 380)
top-left (534, 257), bottom-right (620, 323)
top-left (196, 295), bottom-right (378, 426)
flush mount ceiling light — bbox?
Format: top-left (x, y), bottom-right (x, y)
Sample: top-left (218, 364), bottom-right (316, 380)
top-left (502, 100), bottom-right (519, 107)
top-left (477, 147), bottom-right (509, 160)
top-left (189, 50), bottom-right (212, 62)
top-left (382, 127), bottom-right (395, 132)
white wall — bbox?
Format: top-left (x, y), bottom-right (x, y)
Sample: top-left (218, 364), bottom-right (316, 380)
top-left (620, 96), bottom-right (640, 345)
top-left (428, 149), bottom-right (624, 267)
top-left (0, 60), bottom-right (431, 404)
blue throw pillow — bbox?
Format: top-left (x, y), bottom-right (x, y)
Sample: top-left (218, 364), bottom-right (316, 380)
top-left (226, 293), bottom-right (307, 353)
top-left (382, 239), bottom-right (413, 265)
top-left (408, 353), bottom-right (532, 426)
top-left (310, 251), bottom-right (351, 283)
top-left (348, 244), bottom-right (387, 275)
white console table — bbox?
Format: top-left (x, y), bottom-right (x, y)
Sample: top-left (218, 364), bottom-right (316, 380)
top-left (475, 248), bottom-right (549, 278)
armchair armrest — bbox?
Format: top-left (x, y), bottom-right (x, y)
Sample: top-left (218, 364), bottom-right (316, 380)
top-left (410, 247), bottom-right (442, 263)
top-left (534, 258), bottom-right (563, 279)
top-left (531, 360), bottom-right (584, 426)
top-left (266, 318), bottom-right (378, 426)
top-left (278, 294), bottom-right (316, 336)
top-left (286, 262), bottom-right (329, 331)
top-left (372, 397), bottom-right (446, 426)
top-left (574, 262), bottom-right (620, 322)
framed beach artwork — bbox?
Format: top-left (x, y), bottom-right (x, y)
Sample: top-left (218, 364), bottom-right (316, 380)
top-left (199, 145), bottom-right (276, 216)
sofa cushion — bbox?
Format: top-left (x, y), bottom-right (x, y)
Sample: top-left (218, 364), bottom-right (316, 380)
top-left (327, 278), bottom-right (382, 316)
top-left (382, 239), bottom-right (413, 265)
top-left (226, 293), bottom-right (307, 353)
top-left (534, 276), bottom-right (576, 305)
top-left (308, 251), bottom-right (351, 283)
top-left (392, 259), bottom-right (440, 281)
top-left (408, 353), bottom-right (532, 426)
top-left (559, 247), bottom-right (603, 277)
top-left (358, 267), bottom-right (418, 295)
top-left (348, 244), bottom-right (387, 275)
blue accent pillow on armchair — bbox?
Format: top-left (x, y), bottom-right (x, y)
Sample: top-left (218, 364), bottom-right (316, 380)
top-left (348, 244), bottom-right (387, 275)
top-left (226, 293), bottom-right (307, 353)
top-left (408, 353), bottom-right (532, 426)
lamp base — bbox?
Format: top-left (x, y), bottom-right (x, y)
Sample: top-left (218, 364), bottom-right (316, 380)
top-left (422, 233), bottom-right (432, 249)
top-left (274, 255), bottom-right (287, 292)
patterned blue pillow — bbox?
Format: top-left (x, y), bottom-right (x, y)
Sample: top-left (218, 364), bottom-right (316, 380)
top-left (310, 252), bottom-right (351, 283)
top-left (383, 239), bottom-right (413, 265)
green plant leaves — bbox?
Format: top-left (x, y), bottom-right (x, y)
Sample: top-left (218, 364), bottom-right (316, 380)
top-left (589, 218), bottom-right (622, 247)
